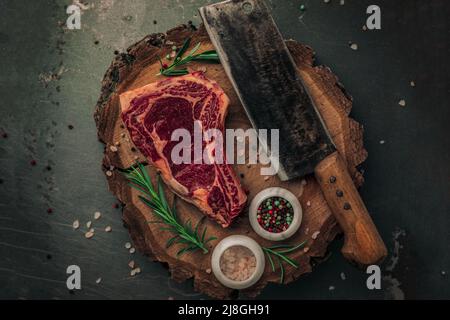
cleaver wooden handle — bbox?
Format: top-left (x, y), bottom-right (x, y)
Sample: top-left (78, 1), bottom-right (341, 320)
top-left (314, 151), bottom-right (387, 267)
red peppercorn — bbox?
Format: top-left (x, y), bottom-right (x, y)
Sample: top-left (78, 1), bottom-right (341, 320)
top-left (162, 63), bottom-right (168, 69)
top-left (113, 203), bottom-right (120, 209)
top-left (47, 208), bottom-right (53, 214)
top-left (30, 159), bottom-right (37, 166)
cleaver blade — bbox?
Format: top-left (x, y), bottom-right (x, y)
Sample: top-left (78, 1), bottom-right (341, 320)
top-left (200, 0), bottom-right (335, 181)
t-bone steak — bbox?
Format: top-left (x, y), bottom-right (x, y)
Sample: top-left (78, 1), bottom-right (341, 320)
top-left (120, 72), bottom-right (247, 227)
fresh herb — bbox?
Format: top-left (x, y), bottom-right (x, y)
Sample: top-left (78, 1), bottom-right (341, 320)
top-left (123, 163), bottom-right (217, 256)
top-left (157, 37), bottom-right (220, 76)
top-left (262, 241), bottom-right (307, 283)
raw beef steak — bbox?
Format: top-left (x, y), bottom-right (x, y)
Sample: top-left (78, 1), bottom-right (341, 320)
top-left (120, 72), bottom-right (247, 227)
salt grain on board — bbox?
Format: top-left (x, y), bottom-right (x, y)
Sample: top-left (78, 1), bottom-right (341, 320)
top-left (129, 247), bottom-right (136, 254)
top-left (96, 278), bottom-right (102, 284)
top-left (340, 272), bottom-right (347, 280)
top-left (94, 211), bottom-right (101, 220)
top-left (125, 242), bottom-right (131, 249)
top-left (72, 220), bottom-right (80, 230)
top-left (106, 170), bottom-right (113, 177)
top-left (312, 231), bottom-right (320, 239)
top-left (105, 226), bottom-right (112, 232)
top-left (86, 221), bottom-right (92, 228)
top-left (128, 260), bottom-right (135, 269)
top-left (398, 99), bottom-right (406, 107)
top-left (350, 43), bottom-right (358, 51)
top-left (110, 145), bottom-right (118, 152)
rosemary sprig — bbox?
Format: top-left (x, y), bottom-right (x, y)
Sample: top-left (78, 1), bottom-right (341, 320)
top-left (262, 240), bottom-right (307, 283)
top-left (123, 163), bottom-right (216, 256)
top-left (157, 37), bottom-right (220, 76)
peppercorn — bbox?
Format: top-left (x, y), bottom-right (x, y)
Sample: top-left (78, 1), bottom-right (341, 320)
top-left (257, 196), bottom-right (294, 233)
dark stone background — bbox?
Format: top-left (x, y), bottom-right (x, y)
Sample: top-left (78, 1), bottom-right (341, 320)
top-left (0, 0), bottom-right (448, 299)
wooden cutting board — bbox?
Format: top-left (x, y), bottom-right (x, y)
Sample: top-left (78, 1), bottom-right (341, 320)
top-left (94, 24), bottom-right (367, 299)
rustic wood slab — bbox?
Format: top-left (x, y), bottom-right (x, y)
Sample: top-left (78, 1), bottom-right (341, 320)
top-left (94, 24), bottom-right (367, 299)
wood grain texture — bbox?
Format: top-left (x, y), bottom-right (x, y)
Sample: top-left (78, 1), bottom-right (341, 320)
top-left (94, 24), bottom-right (367, 299)
top-left (315, 151), bottom-right (387, 266)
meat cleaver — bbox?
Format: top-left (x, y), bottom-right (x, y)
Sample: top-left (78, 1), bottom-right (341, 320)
top-left (200, 0), bottom-right (387, 266)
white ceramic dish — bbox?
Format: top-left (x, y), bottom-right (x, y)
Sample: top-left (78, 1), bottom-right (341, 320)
top-left (249, 187), bottom-right (302, 241)
top-left (211, 235), bottom-right (265, 290)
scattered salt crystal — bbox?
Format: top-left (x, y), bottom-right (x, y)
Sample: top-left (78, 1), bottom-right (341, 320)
top-left (72, 220), bottom-right (79, 230)
top-left (329, 285), bottom-right (335, 291)
top-left (125, 242), bottom-right (132, 249)
top-left (324, 0), bottom-right (330, 3)
top-left (106, 170), bottom-right (113, 177)
top-left (110, 145), bottom-right (118, 152)
top-left (94, 211), bottom-right (101, 220)
top-left (129, 247), bottom-right (136, 254)
top-left (85, 231), bottom-right (94, 239)
top-left (115, 141), bottom-right (120, 146)
top-left (362, 25), bottom-right (367, 31)
top-left (96, 277), bottom-right (102, 284)
top-left (350, 43), bottom-right (358, 51)
top-left (441, 271), bottom-right (446, 276)
top-left (398, 99), bottom-right (406, 107)
top-left (105, 226), bottom-right (112, 232)
top-left (206, 268), bottom-right (212, 274)
top-left (303, 247), bottom-right (310, 253)
top-left (130, 268), bottom-right (141, 276)
top-left (128, 260), bottom-right (135, 269)
top-left (410, 81), bottom-right (416, 87)
top-left (311, 231), bottom-right (320, 239)
top-left (340, 0), bottom-right (345, 5)
top-left (340, 272), bottom-right (346, 280)
top-left (380, 140), bottom-right (385, 144)
top-left (86, 221), bottom-right (92, 228)
top-left (306, 201), bottom-right (311, 207)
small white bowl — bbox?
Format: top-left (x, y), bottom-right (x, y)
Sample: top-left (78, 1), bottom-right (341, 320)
top-left (211, 235), bottom-right (265, 290)
top-left (249, 187), bottom-right (302, 241)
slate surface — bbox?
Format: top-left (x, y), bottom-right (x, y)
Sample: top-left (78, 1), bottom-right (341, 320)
top-left (0, 0), bottom-right (448, 299)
